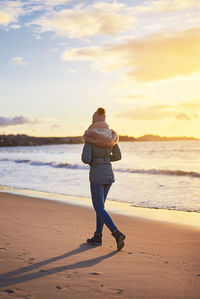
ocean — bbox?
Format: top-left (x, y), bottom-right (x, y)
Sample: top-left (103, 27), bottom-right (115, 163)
top-left (0, 141), bottom-right (200, 212)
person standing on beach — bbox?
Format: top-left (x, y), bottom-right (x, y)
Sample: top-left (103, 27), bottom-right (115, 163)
top-left (81, 107), bottom-right (126, 250)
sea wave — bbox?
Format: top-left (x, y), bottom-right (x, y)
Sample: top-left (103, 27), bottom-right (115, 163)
top-left (1, 158), bottom-right (200, 178)
top-left (1, 158), bottom-right (88, 170)
top-left (115, 168), bottom-right (200, 178)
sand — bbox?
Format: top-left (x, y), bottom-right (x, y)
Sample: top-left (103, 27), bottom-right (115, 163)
top-left (0, 192), bottom-right (200, 299)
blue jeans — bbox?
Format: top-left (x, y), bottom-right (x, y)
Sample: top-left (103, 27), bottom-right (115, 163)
top-left (90, 182), bottom-right (117, 234)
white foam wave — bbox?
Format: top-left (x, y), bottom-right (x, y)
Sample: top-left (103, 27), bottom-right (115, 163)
top-left (1, 158), bottom-right (200, 178)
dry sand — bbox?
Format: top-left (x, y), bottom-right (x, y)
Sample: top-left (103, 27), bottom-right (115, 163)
top-left (0, 192), bottom-right (200, 299)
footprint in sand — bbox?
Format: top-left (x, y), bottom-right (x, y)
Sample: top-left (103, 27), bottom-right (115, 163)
top-left (28, 257), bottom-right (35, 264)
top-left (116, 289), bottom-right (124, 295)
top-left (4, 289), bottom-right (15, 294)
top-left (89, 272), bottom-right (102, 276)
top-left (110, 288), bottom-right (124, 295)
top-left (17, 250), bottom-right (35, 265)
top-left (72, 271), bottom-right (81, 277)
top-left (0, 247), bottom-right (7, 251)
top-left (39, 269), bottom-right (49, 273)
top-left (17, 254), bottom-right (26, 261)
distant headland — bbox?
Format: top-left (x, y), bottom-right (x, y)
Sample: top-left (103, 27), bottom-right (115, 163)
top-left (0, 134), bottom-right (198, 147)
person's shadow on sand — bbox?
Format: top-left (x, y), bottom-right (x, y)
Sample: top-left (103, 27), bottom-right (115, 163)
top-left (0, 243), bottom-right (118, 288)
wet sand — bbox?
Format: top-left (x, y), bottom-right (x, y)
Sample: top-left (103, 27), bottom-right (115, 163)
top-left (0, 192), bottom-right (200, 298)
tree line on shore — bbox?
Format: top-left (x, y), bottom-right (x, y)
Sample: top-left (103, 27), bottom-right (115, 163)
top-left (0, 134), bottom-right (198, 147)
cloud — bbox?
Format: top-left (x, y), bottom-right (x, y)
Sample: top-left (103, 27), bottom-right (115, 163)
top-left (1, 0), bottom-right (200, 33)
top-left (0, 116), bottom-right (35, 127)
top-left (0, 10), bottom-right (12, 25)
top-left (0, 1), bottom-right (24, 26)
top-left (40, 0), bottom-right (71, 6)
top-left (51, 124), bottom-right (60, 129)
top-left (180, 98), bottom-right (200, 109)
top-left (61, 46), bottom-right (127, 72)
top-left (115, 105), bottom-right (174, 120)
top-left (135, 0), bottom-right (200, 13)
top-left (30, 2), bottom-right (135, 38)
top-left (32, 0), bottom-right (71, 7)
top-left (0, 0), bottom-right (71, 29)
top-left (11, 56), bottom-right (28, 66)
top-left (115, 104), bottom-right (192, 121)
top-left (175, 113), bottom-right (191, 120)
top-left (62, 27), bottom-right (200, 82)
top-left (10, 24), bottom-right (21, 29)
top-left (113, 94), bottom-right (154, 104)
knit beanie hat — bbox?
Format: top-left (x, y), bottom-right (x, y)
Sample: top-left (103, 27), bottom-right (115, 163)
top-left (92, 107), bottom-right (106, 123)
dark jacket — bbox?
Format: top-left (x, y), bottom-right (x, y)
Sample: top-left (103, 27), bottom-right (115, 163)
top-left (81, 143), bottom-right (122, 184)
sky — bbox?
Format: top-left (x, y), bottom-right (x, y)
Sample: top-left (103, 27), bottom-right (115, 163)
top-left (1, 0), bottom-right (200, 138)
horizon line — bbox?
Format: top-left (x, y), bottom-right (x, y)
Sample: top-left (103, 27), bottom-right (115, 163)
top-left (0, 133), bottom-right (199, 140)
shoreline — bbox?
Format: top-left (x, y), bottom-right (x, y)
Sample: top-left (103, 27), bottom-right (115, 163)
top-left (0, 191), bottom-right (200, 298)
top-left (0, 185), bottom-right (199, 230)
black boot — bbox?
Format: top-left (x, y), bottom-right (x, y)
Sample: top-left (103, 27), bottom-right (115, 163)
top-left (112, 229), bottom-right (125, 250)
top-left (87, 232), bottom-right (102, 246)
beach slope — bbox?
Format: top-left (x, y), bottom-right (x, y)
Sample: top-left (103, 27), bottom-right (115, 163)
top-left (0, 192), bottom-right (200, 298)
